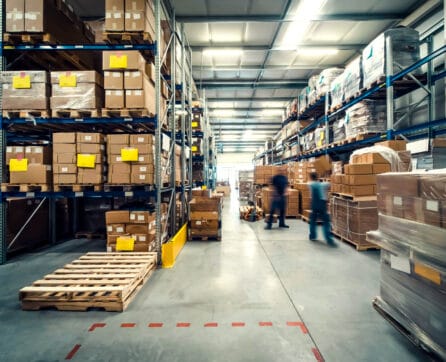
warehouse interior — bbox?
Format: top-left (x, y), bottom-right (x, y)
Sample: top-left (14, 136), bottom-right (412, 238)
top-left (0, 0), bottom-right (445, 361)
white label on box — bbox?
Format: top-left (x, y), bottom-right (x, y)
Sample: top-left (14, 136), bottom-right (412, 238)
top-left (393, 196), bottom-right (403, 206)
top-left (114, 12), bottom-right (122, 19)
top-left (113, 73), bottom-right (121, 78)
top-left (133, 13), bottom-right (141, 20)
top-left (133, 72), bottom-right (141, 78)
top-left (6, 13), bottom-right (12, 19)
top-left (116, 156), bottom-right (122, 162)
top-left (138, 156), bottom-right (145, 162)
top-left (140, 235), bottom-right (146, 242)
top-left (125, 191), bottom-right (133, 197)
top-left (426, 200), bottom-right (439, 212)
top-left (390, 255), bottom-right (410, 274)
top-left (75, 192), bottom-right (83, 197)
top-left (62, 167), bottom-right (68, 173)
top-left (104, 71), bottom-right (110, 76)
top-left (35, 148), bottom-right (42, 153)
top-left (106, 90), bottom-right (112, 95)
top-left (140, 166), bottom-right (147, 172)
top-left (124, 72), bottom-right (130, 77)
top-left (16, 146), bottom-right (24, 152)
top-left (106, 12), bottom-right (111, 19)
top-left (137, 215), bottom-right (145, 221)
top-left (139, 175), bottom-right (146, 180)
top-left (125, 13), bottom-right (131, 19)
top-left (126, 90), bottom-right (131, 95)
top-left (137, 137), bottom-right (144, 143)
top-left (196, 221), bottom-right (202, 226)
top-left (107, 246), bottom-right (112, 252)
top-left (130, 214), bottom-right (136, 220)
top-left (25, 13), bottom-right (37, 20)
top-left (116, 227), bottom-right (124, 233)
top-left (135, 90), bottom-right (143, 96)
top-left (25, 146), bottom-right (31, 153)
top-left (85, 136), bottom-right (92, 141)
top-left (116, 91), bottom-right (123, 96)
top-left (107, 226), bottom-right (112, 232)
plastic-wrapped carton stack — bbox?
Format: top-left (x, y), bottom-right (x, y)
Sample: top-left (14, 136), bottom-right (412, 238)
top-left (2, 71), bottom-right (49, 112)
top-left (330, 73), bottom-right (344, 109)
top-left (307, 75), bottom-right (319, 105)
top-left (105, 210), bottom-right (156, 252)
top-left (366, 171), bottom-right (446, 359)
top-left (50, 71), bottom-right (103, 112)
top-left (315, 68), bottom-right (344, 99)
top-left (345, 100), bottom-right (386, 138)
top-left (6, 145), bottom-right (52, 186)
top-left (333, 117), bottom-right (346, 143)
top-left (103, 50), bottom-right (155, 114)
top-left (189, 193), bottom-right (222, 240)
top-left (298, 87), bottom-right (310, 114)
top-left (343, 56), bottom-right (362, 100)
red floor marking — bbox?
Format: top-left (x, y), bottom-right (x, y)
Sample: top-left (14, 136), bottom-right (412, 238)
top-left (121, 323), bottom-right (136, 328)
top-left (148, 323), bottom-right (164, 328)
top-left (88, 323), bottom-right (106, 332)
top-left (176, 323), bottom-right (191, 327)
top-left (65, 344), bottom-right (81, 360)
top-left (286, 321), bottom-right (308, 334)
top-left (312, 348), bottom-right (324, 362)
top-left (259, 322), bottom-right (273, 327)
top-left (232, 322), bottom-right (245, 327)
top-left (204, 322), bottom-right (218, 327)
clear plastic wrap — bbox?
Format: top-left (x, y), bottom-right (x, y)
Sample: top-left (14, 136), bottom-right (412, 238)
top-left (307, 89), bottom-right (318, 105)
top-left (298, 87), bottom-right (309, 114)
top-left (330, 73), bottom-right (344, 109)
top-left (308, 75), bottom-right (319, 90)
top-left (333, 117), bottom-right (346, 142)
top-left (362, 28), bottom-right (420, 89)
top-left (343, 56), bottom-right (362, 100)
top-left (316, 68), bottom-right (344, 99)
top-left (350, 145), bottom-right (409, 172)
top-left (345, 100), bottom-right (386, 137)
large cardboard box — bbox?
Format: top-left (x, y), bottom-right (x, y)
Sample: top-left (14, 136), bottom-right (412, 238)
top-left (349, 185), bottom-right (375, 197)
top-left (130, 134), bottom-right (154, 145)
top-left (54, 174), bottom-right (77, 184)
top-left (345, 164), bottom-right (373, 175)
top-left (10, 164), bottom-right (51, 184)
top-left (348, 175), bottom-right (377, 186)
top-left (104, 71), bottom-right (124, 89)
top-left (106, 210), bottom-right (130, 224)
top-left (103, 51), bottom-right (146, 71)
top-left (373, 164), bottom-right (391, 174)
top-left (105, 90), bottom-right (125, 108)
top-left (2, 71), bottom-right (49, 110)
top-left (53, 132), bottom-right (76, 144)
top-left (6, 0), bottom-right (25, 32)
top-left (24, 146), bottom-right (51, 164)
top-left (108, 134), bottom-right (129, 145)
top-left (131, 172), bottom-right (154, 184)
top-left (77, 133), bottom-right (104, 144)
top-left (376, 140), bottom-right (407, 151)
top-left (54, 164), bottom-right (77, 174)
top-left (124, 71), bottom-right (143, 89)
top-left (6, 146), bottom-right (26, 165)
top-left (105, 0), bottom-right (125, 31)
top-left (125, 90), bottom-right (145, 108)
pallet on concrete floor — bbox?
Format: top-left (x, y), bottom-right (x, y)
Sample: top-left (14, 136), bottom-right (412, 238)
top-left (331, 192), bottom-right (377, 202)
top-left (102, 31), bottom-right (153, 45)
top-left (52, 109), bottom-right (100, 118)
top-left (19, 252), bottom-right (158, 312)
top-left (286, 215), bottom-right (301, 219)
top-left (103, 184), bottom-right (154, 192)
top-left (53, 184), bottom-right (103, 192)
top-left (373, 296), bottom-right (446, 361)
top-left (2, 110), bottom-right (49, 119)
top-left (101, 108), bottom-right (153, 118)
top-left (190, 235), bottom-right (221, 241)
top-left (1, 183), bottom-right (50, 192)
top-left (332, 231), bottom-right (380, 251)
top-left (75, 231), bottom-right (105, 240)
top-left (3, 32), bottom-right (57, 45)
top-left (300, 215), bottom-right (323, 225)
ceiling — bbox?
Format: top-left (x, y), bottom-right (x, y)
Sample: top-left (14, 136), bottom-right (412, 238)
top-left (65, 0), bottom-right (436, 153)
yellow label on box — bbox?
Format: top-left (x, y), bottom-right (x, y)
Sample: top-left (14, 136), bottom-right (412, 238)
top-left (110, 55), bottom-right (128, 69)
top-left (116, 236), bottom-right (135, 251)
top-left (192, 121), bottom-right (199, 128)
top-left (121, 148), bottom-right (139, 162)
top-left (414, 263), bottom-right (441, 285)
top-left (201, 185), bottom-right (207, 190)
top-left (59, 74), bottom-right (77, 87)
top-left (191, 146), bottom-right (198, 152)
top-left (10, 158), bottom-right (28, 172)
top-left (12, 74), bottom-right (31, 89)
top-left (77, 154), bottom-right (96, 168)
top-left (320, 131), bottom-right (325, 140)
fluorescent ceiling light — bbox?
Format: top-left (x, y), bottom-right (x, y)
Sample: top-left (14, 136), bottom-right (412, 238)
top-left (243, 130), bottom-right (253, 138)
top-left (279, 0), bottom-right (327, 49)
top-left (298, 47), bottom-right (339, 55)
top-left (203, 48), bottom-right (243, 57)
top-left (261, 109), bottom-right (284, 116)
top-left (211, 109), bottom-right (236, 117)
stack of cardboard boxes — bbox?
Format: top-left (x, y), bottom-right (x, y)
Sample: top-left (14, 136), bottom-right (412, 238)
top-left (6, 145), bottom-right (52, 186)
top-left (192, 113), bottom-right (202, 131)
top-left (104, 0), bottom-right (155, 39)
top-left (254, 165), bottom-right (287, 185)
top-left (294, 182), bottom-right (312, 217)
top-left (105, 210), bottom-right (156, 252)
top-left (50, 71), bottom-right (103, 112)
top-left (53, 132), bottom-right (106, 186)
top-left (287, 189), bottom-right (299, 217)
top-left (2, 71), bottom-right (49, 112)
top-left (5, 0), bottom-right (95, 43)
top-left (107, 134), bottom-right (155, 184)
top-left (287, 162), bottom-right (308, 185)
top-left (103, 50), bottom-right (155, 114)
top-left (189, 193), bottom-right (222, 240)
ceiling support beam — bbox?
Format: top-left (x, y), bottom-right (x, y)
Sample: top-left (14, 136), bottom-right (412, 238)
top-left (207, 97), bottom-right (292, 102)
top-left (190, 43), bottom-right (364, 51)
top-left (177, 13), bottom-right (405, 23)
top-left (201, 81), bottom-right (305, 89)
top-left (193, 65), bottom-right (338, 71)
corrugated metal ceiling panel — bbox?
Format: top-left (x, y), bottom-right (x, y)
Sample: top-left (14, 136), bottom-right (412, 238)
top-left (245, 23), bottom-right (279, 45)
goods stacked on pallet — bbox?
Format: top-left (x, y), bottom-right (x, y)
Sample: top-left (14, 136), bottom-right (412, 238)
top-left (215, 181), bottom-right (230, 196)
top-left (287, 189), bottom-right (299, 218)
top-left (345, 100), bottom-right (386, 139)
top-left (238, 170), bottom-right (254, 200)
top-left (367, 171), bottom-right (446, 359)
top-left (410, 138), bottom-right (446, 169)
top-left (50, 71), bottom-right (103, 116)
top-left (189, 191), bottom-right (222, 240)
top-left (105, 210), bottom-right (156, 252)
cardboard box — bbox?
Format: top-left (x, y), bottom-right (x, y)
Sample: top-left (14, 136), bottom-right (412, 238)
top-left (126, 224), bottom-right (151, 234)
top-left (124, 71), bottom-right (143, 89)
top-left (107, 234), bottom-right (128, 245)
top-left (108, 173), bottom-right (130, 184)
top-left (125, 90), bottom-right (145, 108)
top-left (348, 175), bottom-right (377, 186)
top-left (423, 199), bottom-right (442, 227)
top-left (345, 164), bottom-right (373, 175)
top-left (6, 0), bottom-right (25, 32)
top-left (131, 173), bottom-right (154, 184)
top-left (77, 133), bottom-right (103, 144)
top-left (376, 140), bottom-right (407, 151)
top-left (106, 210), bottom-right (130, 224)
top-left (373, 164), bottom-right (391, 174)
top-left (77, 173), bottom-right (105, 184)
top-left (109, 163), bottom-right (131, 174)
top-left (104, 71), bottom-right (124, 89)
top-left (10, 164), bottom-right (51, 184)
top-left (135, 154), bottom-right (154, 164)
top-left (105, 0), bottom-right (125, 31)
top-left (24, 146), bottom-right (51, 164)
top-left (349, 185), bottom-right (375, 196)
top-left (132, 164), bottom-right (154, 173)
top-left (130, 134), bottom-right (154, 145)
top-left (107, 134), bottom-right (129, 145)
top-left (78, 143), bottom-right (105, 154)
top-left (106, 223), bottom-right (126, 234)
top-left (105, 90), bottom-right (125, 108)
top-left (364, 153), bottom-right (389, 164)
top-left (2, 80), bottom-right (49, 110)
top-left (54, 164), bottom-right (77, 174)
top-left (6, 146), bottom-right (26, 165)
top-left (129, 211), bottom-right (151, 224)
top-left (53, 153), bottom-right (76, 164)
top-left (53, 143), bottom-right (76, 155)
top-left (377, 172), bottom-right (421, 197)
top-left (103, 51), bottom-right (145, 70)
top-left (53, 132), bottom-right (76, 144)
top-left (54, 173), bottom-right (77, 184)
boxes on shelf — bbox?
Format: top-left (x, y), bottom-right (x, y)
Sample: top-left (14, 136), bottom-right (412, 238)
top-left (189, 195), bottom-right (222, 239)
top-left (294, 182), bottom-right (312, 215)
top-left (105, 209), bottom-right (157, 252)
top-left (287, 189), bottom-right (299, 217)
top-left (343, 56), bottom-right (362, 101)
top-left (345, 100), bottom-right (386, 138)
top-left (8, 145), bottom-right (52, 185)
top-left (50, 71), bottom-right (103, 110)
top-left (315, 67), bottom-right (344, 99)
top-left (254, 165), bottom-right (287, 185)
top-left (2, 71), bottom-right (49, 110)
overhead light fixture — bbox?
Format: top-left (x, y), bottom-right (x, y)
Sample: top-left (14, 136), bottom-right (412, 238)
top-left (261, 109), bottom-right (284, 116)
top-left (297, 47), bottom-right (339, 56)
top-left (203, 48), bottom-right (243, 57)
top-left (243, 129), bottom-right (253, 138)
top-left (211, 109), bottom-right (236, 117)
top-left (279, 0), bottom-right (327, 49)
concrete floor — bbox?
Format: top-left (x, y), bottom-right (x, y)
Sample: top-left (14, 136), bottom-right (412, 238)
top-left (0, 195), bottom-right (430, 361)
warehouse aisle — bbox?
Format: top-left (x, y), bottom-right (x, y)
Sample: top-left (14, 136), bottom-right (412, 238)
top-left (0, 196), bottom-right (428, 361)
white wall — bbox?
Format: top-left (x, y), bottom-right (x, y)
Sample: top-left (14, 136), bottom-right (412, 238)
top-left (216, 153), bottom-right (254, 185)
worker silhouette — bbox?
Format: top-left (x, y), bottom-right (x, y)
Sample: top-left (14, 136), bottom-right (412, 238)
top-left (265, 170), bottom-right (289, 229)
top-left (308, 172), bottom-right (336, 246)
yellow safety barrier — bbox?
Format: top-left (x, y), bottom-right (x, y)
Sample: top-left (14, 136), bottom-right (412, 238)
top-left (162, 223), bottom-right (188, 268)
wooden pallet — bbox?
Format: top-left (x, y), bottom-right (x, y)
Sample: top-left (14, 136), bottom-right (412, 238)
top-left (1, 183), bottom-right (50, 192)
top-left (286, 215), bottom-right (301, 219)
top-left (332, 231), bottom-right (380, 251)
top-left (52, 109), bottom-right (101, 119)
top-left (53, 184), bottom-right (103, 192)
top-left (300, 215), bottom-right (323, 225)
top-left (102, 32), bottom-right (153, 45)
top-left (103, 184), bottom-right (154, 192)
top-left (3, 32), bottom-right (57, 45)
top-left (331, 192), bottom-right (377, 202)
top-left (75, 231), bottom-right (106, 240)
top-left (2, 110), bottom-right (49, 119)
top-left (190, 235), bottom-right (221, 241)
top-left (19, 252), bottom-right (158, 312)
top-left (101, 108), bottom-right (153, 118)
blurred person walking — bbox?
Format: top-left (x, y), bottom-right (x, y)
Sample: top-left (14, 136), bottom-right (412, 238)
top-left (265, 170), bottom-right (289, 230)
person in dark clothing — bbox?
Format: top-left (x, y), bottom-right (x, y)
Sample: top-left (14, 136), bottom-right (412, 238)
top-left (308, 172), bottom-right (336, 246)
top-left (265, 171), bottom-right (289, 230)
